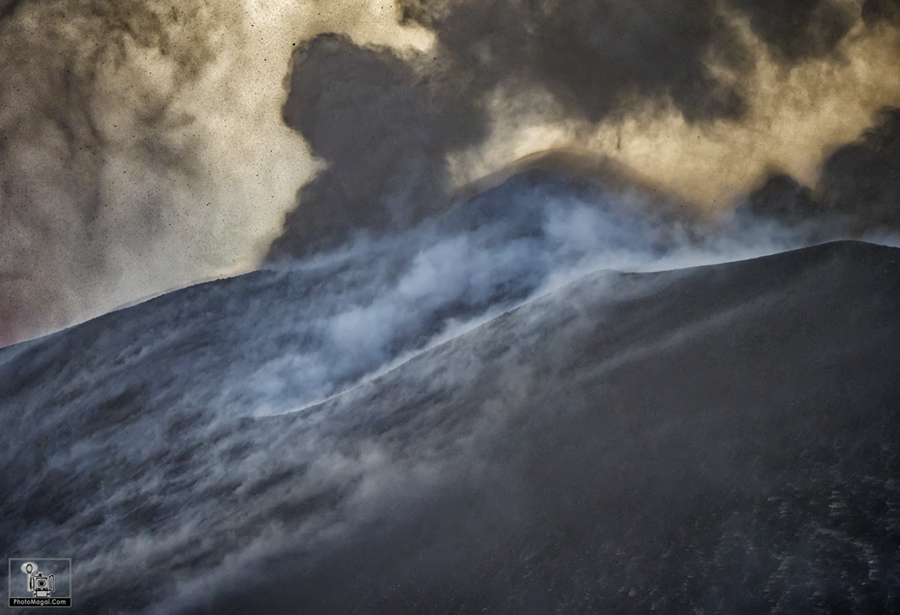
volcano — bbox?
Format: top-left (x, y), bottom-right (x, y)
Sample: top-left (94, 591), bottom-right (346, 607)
top-left (2, 234), bottom-right (900, 613)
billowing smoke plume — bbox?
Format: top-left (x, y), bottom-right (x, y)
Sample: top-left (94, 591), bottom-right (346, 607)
top-left (0, 0), bottom-right (429, 346)
top-left (270, 34), bottom-right (487, 255)
top-left (4, 0), bottom-right (900, 347)
top-left (741, 106), bottom-right (900, 233)
top-left (270, 0), bottom-right (900, 257)
top-left (0, 0), bottom-right (307, 345)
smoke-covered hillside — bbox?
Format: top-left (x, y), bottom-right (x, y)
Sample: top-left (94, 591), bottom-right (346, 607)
top-left (2, 232), bottom-right (899, 613)
top-left (4, 0), bottom-right (900, 611)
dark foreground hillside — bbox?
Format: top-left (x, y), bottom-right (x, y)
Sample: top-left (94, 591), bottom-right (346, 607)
top-left (2, 240), bottom-right (900, 613)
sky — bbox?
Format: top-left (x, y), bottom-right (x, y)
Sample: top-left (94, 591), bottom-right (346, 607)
top-left (1, 0), bottom-right (900, 346)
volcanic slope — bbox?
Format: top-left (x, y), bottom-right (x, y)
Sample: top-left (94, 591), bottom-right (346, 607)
top-left (2, 240), bottom-right (900, 614)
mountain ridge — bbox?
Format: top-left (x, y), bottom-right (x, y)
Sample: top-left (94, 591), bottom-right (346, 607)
top-left (2, 239), bottom-right (900, 613)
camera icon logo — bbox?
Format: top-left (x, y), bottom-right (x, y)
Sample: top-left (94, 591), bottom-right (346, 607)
top-left (21, 562), bottom-right (54, 598)
top-left (8, 557), bottom-right (71, 607)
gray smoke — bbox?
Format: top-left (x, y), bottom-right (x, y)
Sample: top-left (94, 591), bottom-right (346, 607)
top-left (270, 34), bottom-right (487, 256)
top-left (863, 0), bottom-right (900, 24)
top-left (0, 0), bottom-right (316, 347)
top-left (740, 107), bottom-right (900, 233)
top-left (4, 0), bottom-right (900, 348)
top-left (269, 0), bottom-right (900, 258)
top-left (0, 0), bottom-right (229, 343)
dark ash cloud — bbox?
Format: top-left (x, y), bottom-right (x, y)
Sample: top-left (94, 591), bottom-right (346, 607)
top-left (398, 0), bottom-right (749, 123)
top-left (269, 34), bottom-right (487, 257)
top-left (725, 0), bottom-right (857, 61)
top-left (820, 106), bottom-right (900, 228)
top-left (739, 107), bottom-right (900, 233)
top-left (862, 0), bottom-right (900, 25)
top-left (4, 0), bottom-right (900, 345)
top-left (739, 174), bottom-right (822, 225)
top-left (270, 0), bottom-right (900, 259)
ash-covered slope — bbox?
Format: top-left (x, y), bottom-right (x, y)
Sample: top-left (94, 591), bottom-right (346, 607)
top-left (2, 240), bottom-right (900, 614)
